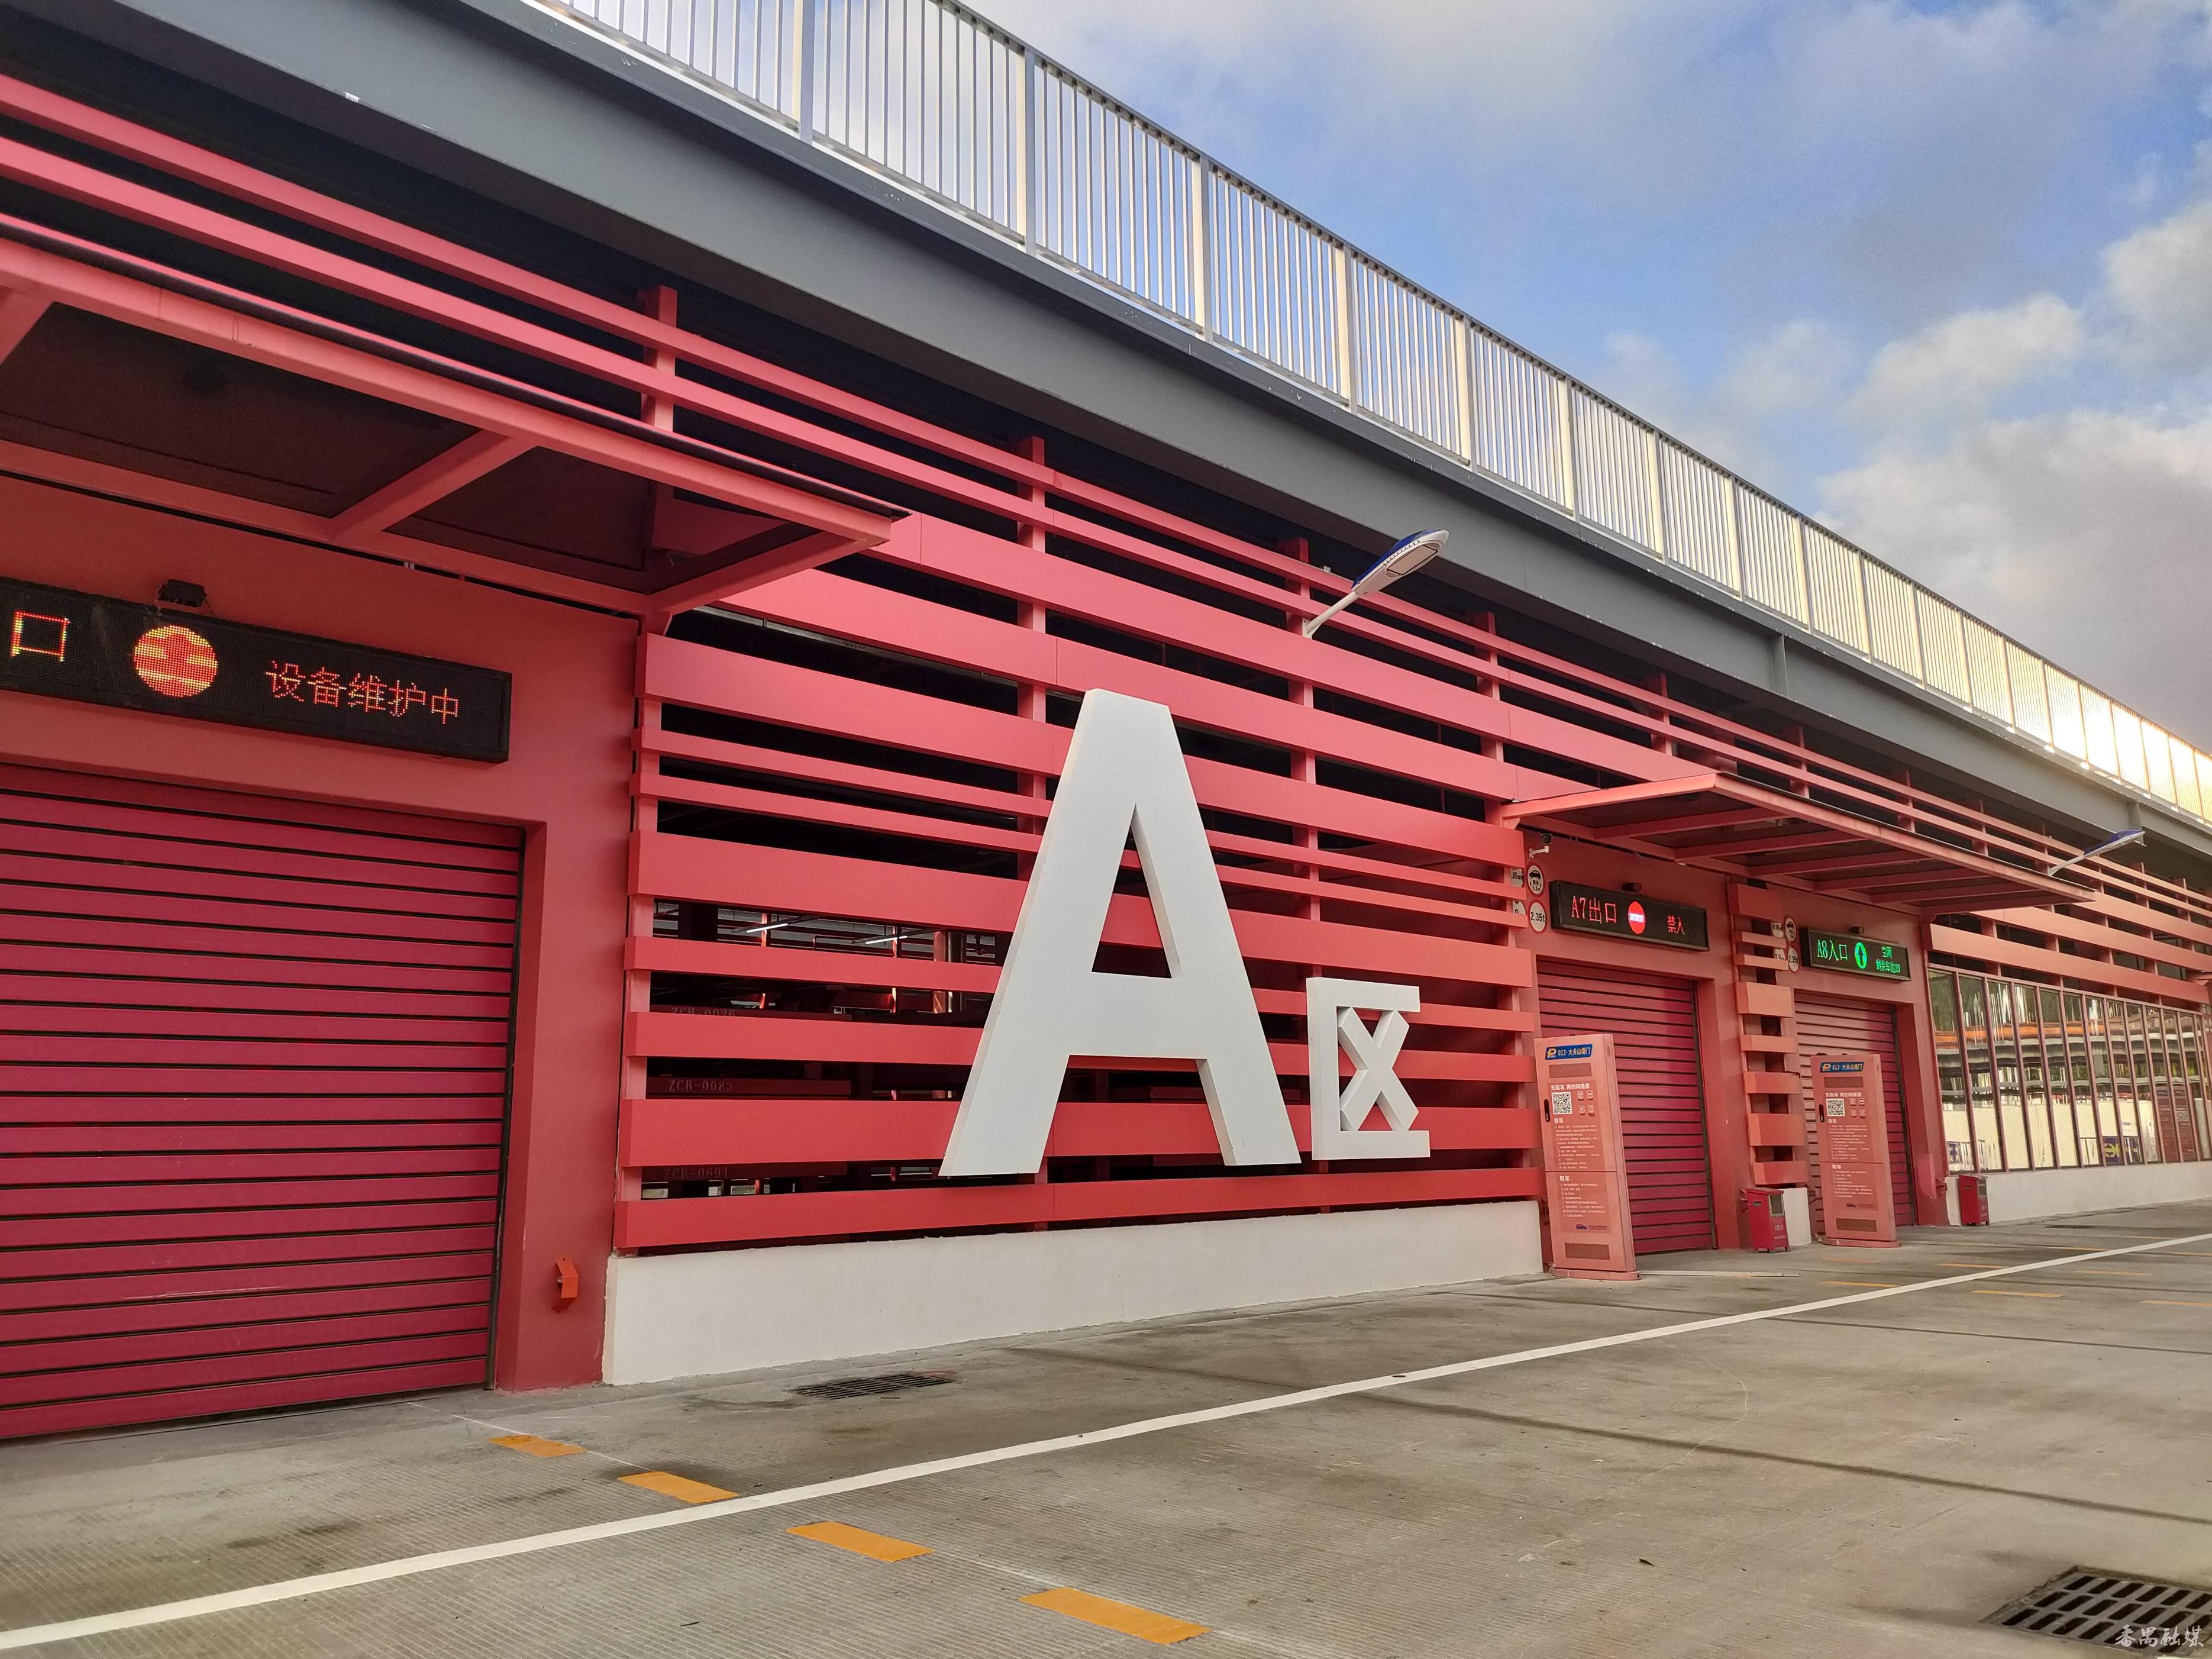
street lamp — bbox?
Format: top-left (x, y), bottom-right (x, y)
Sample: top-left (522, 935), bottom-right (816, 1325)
top-left (2046, 825), bottom-right (2146, 877)
top-left (1300, 528), bottom-right (1448, 638)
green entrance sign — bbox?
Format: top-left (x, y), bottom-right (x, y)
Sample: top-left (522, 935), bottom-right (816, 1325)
top-left (1803, 928), bottom-right (1910, 980)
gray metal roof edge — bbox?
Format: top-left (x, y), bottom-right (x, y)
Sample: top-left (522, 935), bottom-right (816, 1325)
top-left (11, 0), bottom-right (2208, 869)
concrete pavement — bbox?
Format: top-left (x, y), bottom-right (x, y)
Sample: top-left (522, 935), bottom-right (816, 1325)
top-left (3, 1201), bottom-right (2210, 1656)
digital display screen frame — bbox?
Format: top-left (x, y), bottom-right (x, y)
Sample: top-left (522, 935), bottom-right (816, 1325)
top-left (1, 577), bottom-right (510, 762)
top-left (1551, 882), bottom-right (1709, 950)
top-left (1803, 928), bottom-right (1910, 980)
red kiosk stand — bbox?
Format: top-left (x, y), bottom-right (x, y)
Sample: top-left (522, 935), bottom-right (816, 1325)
top-left (1536, 1034), bottom-right (1639, 1280)
top-left (1806, 1052), bottom-right (1898, 1247)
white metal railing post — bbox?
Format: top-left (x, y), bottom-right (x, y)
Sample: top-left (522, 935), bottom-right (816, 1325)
top-left (1190, 153), bottom-right (1211, 337)
top-left (1643, 428), bottom-right (1665, 559)
top-left (1451, 315), bottom-right (1474, 464)
top-left (1553, 377), bottom-right (1577, 517)
top-left (1784, 512), bottom-right (1810, 623)
top-left (792, 0), bottom-right (814, 140)
top-left (1018, 43), bottom-right (1036, 252)
top-left (1330, 243), bottom-right (1354, 402)
top-left (1721, 476), bottom-right (1743, 593)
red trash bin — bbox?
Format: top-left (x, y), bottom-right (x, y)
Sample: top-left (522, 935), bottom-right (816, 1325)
top-left (1957, 1173), bottom-right (1990, 1226)
top-left (1739, 1186), bottom-right (1790, 1252)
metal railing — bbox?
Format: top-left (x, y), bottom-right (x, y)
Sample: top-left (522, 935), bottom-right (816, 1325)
top-left (544, 0), bottom-right (2212, 834)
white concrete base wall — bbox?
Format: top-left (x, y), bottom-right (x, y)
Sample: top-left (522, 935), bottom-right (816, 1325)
top-left (604, 1200), bottom-right (1542, 1386)
top-left (1981, 1161), bottom-right (2212, 1225)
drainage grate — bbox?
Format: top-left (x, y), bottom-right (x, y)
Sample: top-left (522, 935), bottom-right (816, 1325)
top-left (1987, 1568), bottom-right (2212, 1649)
top-left (793, 1370), bottom-right (954, 1401)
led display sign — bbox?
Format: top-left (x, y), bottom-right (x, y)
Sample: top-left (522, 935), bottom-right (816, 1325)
top-left (1, 577), bottom-right (509, 761)
top-left (1803, 929), bottom-right (1910, 980)
top-left (1551, 882), bottom-right (1708, 950)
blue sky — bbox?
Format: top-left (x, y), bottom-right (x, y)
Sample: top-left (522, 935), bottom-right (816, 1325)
top-left (982, 0), bottom-right (2212, 739)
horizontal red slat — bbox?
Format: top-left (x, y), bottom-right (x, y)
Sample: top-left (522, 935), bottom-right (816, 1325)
top-left (0, 910), bottom-right (516, 970)
top-left (0, 1066), bottom-right (508, 1094)
top-left (647, 640), bottom-right (1528, 866)
top-left (0, 1356), bottom-right (491, 1439)
top-left (0, 1276), bottom-right (494, 1344)
top-left (3, 1185), bottom-right (498, 1221)
top-left (5, 1148), bottom-right (502, 1184)
top-left (2, 1304), bottom-right (492, 1379)
top-left (7, 1121), bottom-right (503, 1153)
top-left (1, 1225), bottom-right (497, 1284)
top-left (0, 1093), bottom-right (507, 1125)
top-left (625, 1011), bottom-right (1532, 1083)
top-left (620, 1096), bottom-right (1540, 1166)
top-left (0, 1251), bottom-right (495, 1313)
top-left (0, 1004), bottom-right (512, 1042)
top-left (634, 834), bottom-right (1531, 987)
top-left (0, 940), bottom-right (513, 992)
top-left (0, 1331), bottom-right (489, 1408)
top-left (0, 850), bottom-right (516, 923)
top-left (0, 815), bottom-right (521, 898)
top-left (2, 1034), bottom-right (511, 1067)
top-left (0, 971), bottom-right (514, 1019)
top-left (619, 1167), bottom-right (1539, 1247)
top-left (0, 764), bottom-right (521, 856)
top-left (1, 879), bottom-right (516, 947)
top-left (626, 937), bottom-right (1535, 1033)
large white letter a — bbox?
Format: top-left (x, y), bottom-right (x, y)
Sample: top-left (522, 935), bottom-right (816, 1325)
top-left (939, 689), bottom-right (1298, 1177)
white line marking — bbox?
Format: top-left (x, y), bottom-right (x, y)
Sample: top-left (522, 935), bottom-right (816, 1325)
top-left (5, 1228), bottom-right (2207, 1651)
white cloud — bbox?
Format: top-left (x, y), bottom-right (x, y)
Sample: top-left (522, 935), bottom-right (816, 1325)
top-left (1846, 295), bottom-right (2083, 428)
top-left (2101, 195), bottom-right (2212, 367)
top-left (1821, 405), bottom-right (2212, 728)
top-left (1720, 320), bottom-right (1855, 419)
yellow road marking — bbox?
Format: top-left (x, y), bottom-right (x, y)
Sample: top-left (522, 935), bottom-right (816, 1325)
top-left (2075, 1269), bottom-right (2150, 1276)
top-left (487, 1434), bottom-right (582, 1458)
top-left (2143, 1299), bottom-right (2212, 1308)
top-left (1824, 1280), bottom-right (1895, 1288)
top-left (1022, 1588), bottom-right (1207, 1645)
top-left (787, 1522), bottom-right (931, 1562)
top-left (619, 1471), bottom-right (736, 1505)
top-left (1972, 1289), bottom-right (2059, 1298)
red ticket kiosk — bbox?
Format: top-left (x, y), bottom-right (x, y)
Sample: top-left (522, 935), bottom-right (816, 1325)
top-left (1537, 1034), bottom-right (1639, 1280)
top-left (1806, 1052), bottom-right (1898, 1247)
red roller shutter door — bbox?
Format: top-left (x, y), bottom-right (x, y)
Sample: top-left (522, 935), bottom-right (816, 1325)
top-left (1796, 993), bottom-right (1914, 1226)
top-left (0, 764), bottom-right (519, 1439)
top-left (1538, 963), bottom-right (1714, 1254)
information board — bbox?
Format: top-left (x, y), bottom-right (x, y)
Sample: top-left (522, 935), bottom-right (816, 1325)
top-left (1802, 929), bottom-right (1909, 980)
top-left (1536, 1033), bottom-right (1639, 1280)
top-left (1, 577), bottom-right (510, 761)
top-left (1551, 883), bottom-right (1708, 950)
top-left (1806, 1051), bottom-right (1898, 1247)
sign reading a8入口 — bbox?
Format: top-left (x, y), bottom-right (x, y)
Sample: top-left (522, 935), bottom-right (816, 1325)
top-left (2, 577), bottom-right (509, 761)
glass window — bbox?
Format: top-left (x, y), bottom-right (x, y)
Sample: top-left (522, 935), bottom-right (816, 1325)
top-left (2064, 992), bottom-right (2101, 1166)
top-left (2162, 1012), bottom-right (2201, 1162)
top-left (1930, 971), bottom-right (1976, 1173)
top-left (2086, 998), bottom-right (2125, 1164)
top-left (2183, 1014), bottom-right (2211, 1163)
top-left (2107, 1002), bottom-right (2146, 1164)
top-left (2127, 1005), bottom-right (2163, 1164)
top-left (2146, 1009), bottom-right (2179, 1163)
top-left (1988, 981), bottom-right (2034, 1170)
top-left (2039, 987), bottom-right (2079, 1167)
top-left (1959, 976), bottom-right (2004, 1173)
top-left (2011, 985), bottom-right (2056, 1169)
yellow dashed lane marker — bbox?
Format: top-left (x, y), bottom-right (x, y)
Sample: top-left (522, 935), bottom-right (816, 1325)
top-left (2143, 1299), bottom-right (2212, 1308)
top-left (619, 1471), bottom-right (736, 1505)
top-left (1022, 1587), bottom-right (1207, 1645)
top-left (487, 1435), bottom-right (583, 1458)
top-left (787, 1522), bottom-right (931, 1563)
top-left (1974, 1289), bottom-right (2060, 1298)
